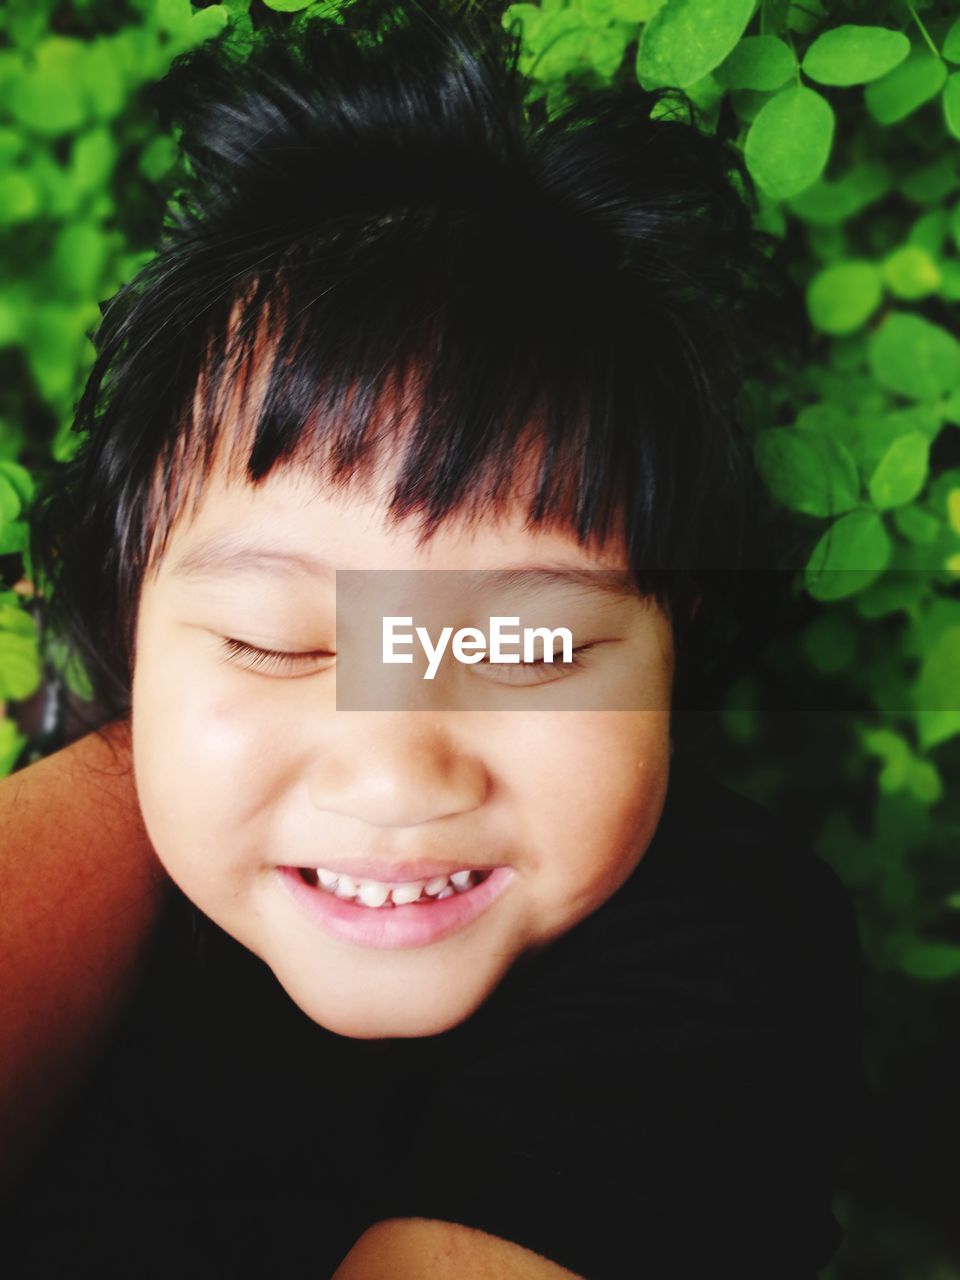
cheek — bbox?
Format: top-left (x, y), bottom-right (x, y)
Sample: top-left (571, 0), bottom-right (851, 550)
top-left (130, 623), bottom-right (284, 884)
top-left (506, 711), bottom-right (671, 900)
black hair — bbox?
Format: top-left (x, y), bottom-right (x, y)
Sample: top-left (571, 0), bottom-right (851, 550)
top-left (29, 0), bottom-right (787, 727)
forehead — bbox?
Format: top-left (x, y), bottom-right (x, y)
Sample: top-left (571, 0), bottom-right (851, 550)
top-left (155, 454), bottom-right (631, 581)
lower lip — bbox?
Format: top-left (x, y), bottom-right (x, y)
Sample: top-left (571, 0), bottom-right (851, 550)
top-left (274, 865), bottom-right (516, 950)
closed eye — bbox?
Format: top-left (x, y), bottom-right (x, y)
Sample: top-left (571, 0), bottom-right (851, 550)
top-left (217, 637), bottom-right (335, 676)
top-left (472, 643), bottom-right (599, 685)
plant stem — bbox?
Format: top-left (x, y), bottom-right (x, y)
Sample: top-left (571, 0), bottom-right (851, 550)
top-left (905, 0), bottom-right (941, 60)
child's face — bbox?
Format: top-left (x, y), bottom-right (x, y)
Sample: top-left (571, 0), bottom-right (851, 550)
top-left (131, 448), bottom-right (674, 1038)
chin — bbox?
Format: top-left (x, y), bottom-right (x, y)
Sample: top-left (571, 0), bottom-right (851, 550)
top-left (272, 967), bottom-right (491, 1040)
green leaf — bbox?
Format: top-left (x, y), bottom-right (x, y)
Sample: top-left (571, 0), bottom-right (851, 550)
top-left (944, 17), bottom-right (960, 63)
top-left (854, 569), bottom-right (927, 620)
top-left (805, 510), bottom-right (893, 600)
top-left (882, 245), bottom-right (941, 299)
top-left (894, 503), bottom-right (940, 545)
top-left (728, 88), bottom-right (771, 124)
top-left (806, 222), bottom-right (846, 265)
top-left (944, 73), bottom-right (960, 140)
top-left (11, 37), bottom-right (97, 133)
top-left (0, 522), bottom-right (28, 557)
top-left (529, 13), bottom-right (628, 83)
top-left (52, 223), bottom-right (109, 297)
top-left (714, 35), bottom-right (795, 91)
top-left (0, 170), bottom-right (39, 225)
top-left (916, 707), bottom-right (960, 752)
top-left (802, 24), bottom-right (909, 87)
top-left (755, 427), bottom-right (859, 517)
top-left (503, 4), bottom-right (546, 42)
top-left (27, 150), bottom-right (79, 220)
top-left (907, 759), bottom-right (942, 805)
top-left (262, 0), bottom-right (314, 10)
top-left (25, 302), bottom-right (98, 402)
top-left (0, 130), bottom-right (22, 166)
top-left (0, 298), bottom-right (23, 349)
top-left (221, 8), bottom-right (255, 54)
top-left (139, 134), bottom-right (178, 182)
top-left (787, 161), bottom-right (891, 225)
top-left (0, 462), bottom-right (35, 510)
top-left (869, 313), bottom-right (960, 400)
top-left (0, 717), bottom-right (26, 779)
top-left (81, 38), bottom-right (126, 120)
top-left (801, 612), bottom-right (857, 674)
top-left (0, 474), bottom-right (21, 521)
top-left (63, 649), bottom-right (94, 702)
top-left (915, 625), bottom-right (960, 747)
top-left (849, 406), bottom-right (941, 475)
top-left (938, 258), bottom-right (960, 300)
top-left (898, 155), bottom-right (959, 205)
top-left (868, 433), bottom-right (930, 509)
top-left (807, 260), bottom-right (882, 334)
top-left (609, 0), bottom-right (666, 17)
top-left (155, 0), bottom-right (228, 50)
top-left (70, 128), bottom-right (116, 196)
top-left (899, 941), bottom-right (960, 980)
top-left (744, 85), bottom-right (834, 200)
top-left (5, 0), bottom-right (56, 51)
top-left (865, 47), bottom-right (947, 125)
top-left (635, 0), bottom-right (755, 89)
top-left (0, 629), bottom-right (41, 701)
top-left (787, 0), bottom-right (825, 36)
top-left (157, 0), bottom-right (192, 26)
top-left (300, 0), bottom-right (348, 22)
top-left (0, 602), bottom-right (36, 640)
top-left (190, 5), bottom-right (229, 40)
top-left (907, 209), bottom-right (949, 256)
top-left (685, 70), bottom-right (725, 113)
top-left (861, 726), bottom-right (911, 791)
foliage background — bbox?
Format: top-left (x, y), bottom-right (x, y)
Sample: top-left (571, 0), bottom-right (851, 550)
top-left (1, 0), bottom-right (959, 1274)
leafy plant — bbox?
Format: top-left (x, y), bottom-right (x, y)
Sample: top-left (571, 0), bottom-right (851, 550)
top-left (2, 1), bottom-right (960, 1273)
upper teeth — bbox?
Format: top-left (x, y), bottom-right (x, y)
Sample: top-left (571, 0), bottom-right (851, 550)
top-left (312, 867), bottom-right (481, 907)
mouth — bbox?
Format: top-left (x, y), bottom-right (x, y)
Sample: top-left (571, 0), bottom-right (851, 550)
top-left (295, 865), bottom-right (495, 908)
top-left (274, 864), bottom-right (514, 950)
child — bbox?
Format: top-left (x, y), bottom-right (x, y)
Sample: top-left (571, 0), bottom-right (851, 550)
top-left (4, 2), bottom-right (862, 1276)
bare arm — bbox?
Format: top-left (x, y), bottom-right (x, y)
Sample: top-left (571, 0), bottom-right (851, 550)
top-left (0, 719), bottom-right (168, 1191)
top-left (333, 1219), bottom-right (583, 1280)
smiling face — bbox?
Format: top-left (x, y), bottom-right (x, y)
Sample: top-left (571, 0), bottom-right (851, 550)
top-left (131, 449), bottom-right (674, 1039)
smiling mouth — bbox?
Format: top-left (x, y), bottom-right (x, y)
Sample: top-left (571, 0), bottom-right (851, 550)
top-left (295, 866), bottom-right (494, 908)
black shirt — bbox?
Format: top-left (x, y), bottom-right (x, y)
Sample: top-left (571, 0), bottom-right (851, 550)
top-left (5, 759), bottom-right (864, 1279)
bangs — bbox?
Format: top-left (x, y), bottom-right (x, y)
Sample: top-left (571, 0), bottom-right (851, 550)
top-left (145, 210), bottom-right (663, 579)
top-left (28, 0), bottom-right (779, 722)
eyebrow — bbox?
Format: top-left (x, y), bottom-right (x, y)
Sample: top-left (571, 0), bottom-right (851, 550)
top-left (479, 567), bottom-right (642, 602)
top-left (168, 536), bottom-right (641, 600)
top-left (168, 535), bottom-right (336, 583)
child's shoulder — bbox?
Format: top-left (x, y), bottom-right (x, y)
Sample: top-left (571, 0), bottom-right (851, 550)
top-left (498, 755), bottom-right (862, 1038)
top-left (632, 756), bottom-right (858, 948)
top-left (649, 755), bottom-right (850, 881)
top-left (383, 761), bottom-right (864, 1280)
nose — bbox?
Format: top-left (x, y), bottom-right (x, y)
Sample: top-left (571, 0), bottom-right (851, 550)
top-left (306, 714), bottom-right (488, 828)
